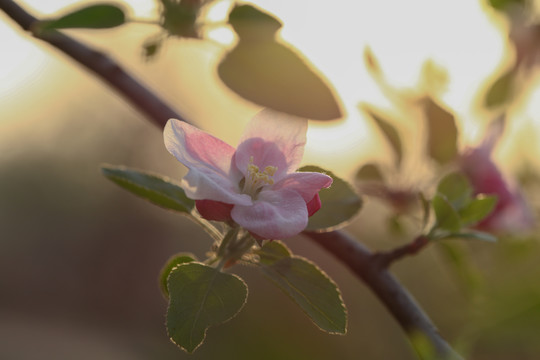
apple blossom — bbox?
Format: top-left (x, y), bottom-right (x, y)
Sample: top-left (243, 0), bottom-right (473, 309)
top-left (459, 118), bottom-right (534, 232)
top-left (164, 109), bottom-right (333, 239)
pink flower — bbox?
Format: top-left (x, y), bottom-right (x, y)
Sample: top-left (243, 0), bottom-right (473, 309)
top-left (460, 118), bottom-right (534, 232)
top-left (164, 109), bottom-right (333, 239)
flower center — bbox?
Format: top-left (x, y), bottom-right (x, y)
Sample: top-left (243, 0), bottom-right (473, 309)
top-left (242, 156), bottom-right (277, 197)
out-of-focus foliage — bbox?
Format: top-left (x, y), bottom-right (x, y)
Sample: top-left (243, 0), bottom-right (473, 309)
top-left (38, 3), bottom-right (126, 30)
top-left (218, 4), bottom-right (342, 120)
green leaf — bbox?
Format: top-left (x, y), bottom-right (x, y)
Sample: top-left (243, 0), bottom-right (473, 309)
top-left (301, 166), bottom-right (362, 232)
top-left (488, 0), bottom-right (526, 12)
top-left (257, 243), bottom-right (347, 334)
top-left (424, 97), bottom-right (458, 165)
top-left (218, 5), bottom-right (342, 120)
top-left (459, 195), bottom-right (498, 226)
top-left (167, 263), bottom-right (248, 353)
top-left (355, 163), bottom-right (384, 183)
top-left (432, 194), bottom-right (461, 233)
top-left (449, 230), bottom-right (498, 243)
top-left (485, 68), bottom-right (516, 108)
top-left (256, 240), bottom-right (292, 265)
top-left (437, 172), bottom-right (472, 210)
top-left (101, 165), bottom-right (194, 214)
top-left (159, 253), bottom-right (196, 299)
top-left (160, 0), bottom-right (200, 38)
top-left (365, 109), bottom-right (403, 166)
top-left (40, 4), bottom-right (125, 30)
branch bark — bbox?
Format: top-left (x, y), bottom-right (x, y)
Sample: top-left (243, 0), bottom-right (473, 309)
top-left (0, 0), bottom-right (185, 128)
top-left (0, 1), bottom-right (463, 359)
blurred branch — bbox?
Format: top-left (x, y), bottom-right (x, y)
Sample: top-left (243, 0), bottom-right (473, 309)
top-left (0, 1), bottom-right (462, 359)
top-left (0, 0), bottom-right (185, 128)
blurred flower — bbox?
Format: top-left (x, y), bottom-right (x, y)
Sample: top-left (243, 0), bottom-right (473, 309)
top-left (164, 109), bottom-right (332, 239)
top-left (459, 118), bottom-right (534, 232)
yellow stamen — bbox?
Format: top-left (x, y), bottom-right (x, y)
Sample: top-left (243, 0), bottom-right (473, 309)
top-left (243, 156), bottom-right (277, 196)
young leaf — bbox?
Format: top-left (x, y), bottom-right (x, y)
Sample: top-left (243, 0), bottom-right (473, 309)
top-left (101, 165), bottom-right (194, 214)
top-left (40, 4), bottom-right (125, 30)
top-left (218, 5), bottom-right (342, 120)
top-left (355, 163), bottom-right (385, 183)
top-left (256, 240), bottom-right (292, 265)
top-left (485, 68), bottom-right (516, 108)
top-left (432, 193), bottom-right (461, 233)
top-left (167, 263), bottom-right (248, 353)
top-left (365, 109), bottom-right (403, 166)
top-left (424, 97), bottom-right (458, 165)
top-left (257, 243), bottom-right (347, 334)
top-left (437, 172), bottom-right (473, 210)
top-left (159, 253), bottom-right (196, 299)
top-left (300, 165), bottom-right (362, 232)
top-left (459, 195), bottom-right (498, 226)
top-left (448, 230), bottom-right (498, 242)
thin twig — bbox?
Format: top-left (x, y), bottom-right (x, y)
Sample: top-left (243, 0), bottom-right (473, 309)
top-left (0, 1), bottom-right (463, 358)
top-left (372, 235), bottom-right (430, 269)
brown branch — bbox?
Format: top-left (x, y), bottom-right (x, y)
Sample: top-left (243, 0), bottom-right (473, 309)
top-left (0, 1), bottom-right (463, 359)
top-left (0, 0), bottom-right (185, 128)
top-left (303, 231), bottom-right (462, 360)
top-left (372, 235), bottom-right (430, 269)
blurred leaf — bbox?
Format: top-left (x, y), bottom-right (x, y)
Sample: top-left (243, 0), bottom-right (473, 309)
top-left (364, 47), bottom-right (382, 77)
top-left (159, 253), bottom-right (196, 299)
top-left (167, 263), bottom-right (248, 353)
top-left (40, 4), bottom-right (125, 30)
top-left (488, 0), bottom-right (526, 12)
top-left (419, 192), bottom-right (431, 230)
top-left (142, 35), bottom-right (164, 60)
top-left (424, 98), bottom-right (458, 165)
top-left (356, 163), bottom-right (384, 183)
top-left (365, 109), bottom-right (403, 166)
top-left (101, 165), bottom-right (195, 213)
top-left (257, 242), bottom-right (347, 334)
top-left (218, 5), bottom-right (342, 120)
top-left (301, 166), bottom-right (362, 232)
top-left (485, 68), bottom-right (516, 108)
top-left (437, 172), bottom-right (473, 210)
top-left (432, 194), bottom-right (461, 233)
top-left (460, 195), bottom-right (498, 226)
top-left (159, 0), bottom-right (201, 38)
top-left (449, 230), bottom-right (497, 242)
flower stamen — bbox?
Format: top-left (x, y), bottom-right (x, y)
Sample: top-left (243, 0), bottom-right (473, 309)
top-left (242, 156), bottom-right (277, 197)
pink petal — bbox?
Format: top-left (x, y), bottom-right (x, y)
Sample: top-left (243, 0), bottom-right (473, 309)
top-left (272, 171), bottom-right (333, 202)
top-left (164, 119), bottom-right (251, 205)
top-left (306, 194), bottom-right (322, 217)
top-left (235, 109), bottom-right (307, 178)
top-left (231, 189), bottom-right (308, 239)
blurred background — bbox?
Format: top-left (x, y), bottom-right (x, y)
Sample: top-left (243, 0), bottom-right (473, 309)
top-left (2, 0), bottom-right (540, 359)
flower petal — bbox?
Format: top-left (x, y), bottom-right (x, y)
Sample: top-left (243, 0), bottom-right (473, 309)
top-left (272, 171), bottom-right (333, 202)
top-left (231, 189), bottom-right (308, 239)
top-left (306, 194), bottom-right (322, 217)
top-left (195, 200), bottom-right (233, 222)
top-left (164, 119), bottom-right (251, 205)
top-left (235, 109), bottom-right (307, 178)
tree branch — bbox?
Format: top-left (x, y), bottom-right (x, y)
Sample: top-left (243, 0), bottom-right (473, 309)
top-left (303, 231), bottom-right (462, 360)
top-left (0, 0), bottom-right (185, 128)
top-left (0, 1), bottom-right (463, 359)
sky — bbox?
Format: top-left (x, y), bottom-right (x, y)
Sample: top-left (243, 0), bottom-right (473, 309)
top-left (1, 0), bottom-right (537, 176)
